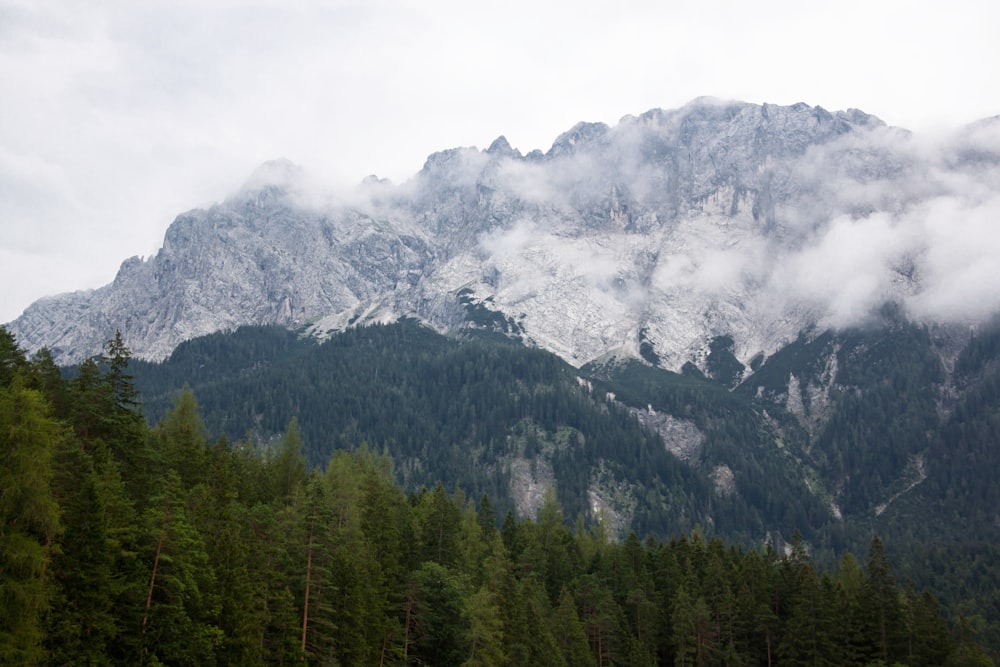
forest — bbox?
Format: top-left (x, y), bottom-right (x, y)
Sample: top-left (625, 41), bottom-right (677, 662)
top-left (1, 325), bottom-right (995, 665)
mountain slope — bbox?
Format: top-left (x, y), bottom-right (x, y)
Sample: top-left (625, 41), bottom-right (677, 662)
top-left (129, 320), bottom-right (766, 540)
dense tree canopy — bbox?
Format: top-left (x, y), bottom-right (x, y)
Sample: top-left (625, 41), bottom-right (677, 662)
top-left (0, 325), bottom-right (992, 665)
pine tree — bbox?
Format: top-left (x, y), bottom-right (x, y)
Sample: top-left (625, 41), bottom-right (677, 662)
top-left (45, 435), bottom-right (124, 665)
top-left (138, 471), bottom-right (222, 665)
top-left (553, 586), bottom-right (596, 666)
top-left (863, 535), bottom-right (904, 665)
top-left (462, 583), bottom-right (506, 666)
top-left (156, 387), bottom-right (209, 490)
top-left (247, 502), bottom-right (301, 664)
top-left (672, 585), bottom-right (714, 667)
top-left (408, 561), bottom-right (468, 666)
top-left (0, 326), bottom-right (27, 388)
top-left (0, 380), bottom-right (62, 664)
top-left (103, 330), bottom-right (141, 414)
top-left (776, 566), bottom-right (837, 667)
top-left (272, 417), bottom-right (306, 501)
top-left (945, 615), bottom-right (994, 667)
top-left (68, 358), bottom-right (115, 445)
top-left (29, 348), bottom-right (69, 418)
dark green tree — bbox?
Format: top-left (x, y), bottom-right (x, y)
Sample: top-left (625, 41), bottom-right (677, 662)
top-left (138, 471), bottom-right (222, 665)
top-left (0, 326), bottom-right (27, 388)
top-left (156, 387), bottom-right (209, 490)
top-left (271, 417), bottom-right (307, 501)
top-left (0, 381), bottom-right (62, 664)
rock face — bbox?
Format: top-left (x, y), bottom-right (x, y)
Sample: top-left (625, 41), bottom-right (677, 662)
top-left (8, 99), bottom-right (1000, 367)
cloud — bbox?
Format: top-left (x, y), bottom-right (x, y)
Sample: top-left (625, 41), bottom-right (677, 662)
top-left (761, 124), bottom-right (1000, 329)
top-left (476, 109), bottom-right (1000, 350)
top-left (906, 193), bottom-right (1000, 322)
top-left (769, 213), bottom-right (907, 327)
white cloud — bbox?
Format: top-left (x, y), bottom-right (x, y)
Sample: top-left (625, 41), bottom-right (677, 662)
top-left (770, 213), bottom-right (906, 327)
top-left (906, 194), bottom-right (1000, 322)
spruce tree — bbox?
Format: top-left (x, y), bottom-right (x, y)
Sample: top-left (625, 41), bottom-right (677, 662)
top-left (0, 380), bottom-right (61, 664)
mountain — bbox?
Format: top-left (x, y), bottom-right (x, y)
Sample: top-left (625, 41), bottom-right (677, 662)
top-left (11, 98), bottom-right (999, 372)
top-left (11, 97), bottom-right (1000, 647)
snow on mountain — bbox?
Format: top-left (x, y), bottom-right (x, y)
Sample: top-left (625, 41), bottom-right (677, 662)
top-left (8, 99), bottom-right (1000, 368)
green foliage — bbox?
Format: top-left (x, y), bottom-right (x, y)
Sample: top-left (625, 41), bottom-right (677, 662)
top-left (0, 319), bottom-right (994, 663)
top-left (130, 320), bottom-right (714, 537)
top-left (0, 326), bottom-right (28, 388)
top-left (156, 388), bottom-right (210, 490)
top-left (0, 381), bottom-right (62, 664)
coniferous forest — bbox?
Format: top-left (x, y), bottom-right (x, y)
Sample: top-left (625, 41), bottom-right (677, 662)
top-left (1, 325), bottom-right (996, 665)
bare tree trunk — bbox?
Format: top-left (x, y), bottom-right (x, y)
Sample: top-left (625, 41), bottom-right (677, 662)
top-left (142, 531), bottom-right (165, 634)
top-left (403, 591), bottom-right (414, 664)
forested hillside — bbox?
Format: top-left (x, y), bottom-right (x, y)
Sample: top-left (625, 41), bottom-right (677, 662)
top-left (129, 321), bottom-right (739, 540)
top-left (1, 326), bottom-right (992, 665)
top-left (118, 314), bottom-right (1000, 657)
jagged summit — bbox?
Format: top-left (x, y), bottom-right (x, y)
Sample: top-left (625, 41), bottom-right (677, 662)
top-left (239, 157), bottom-right (303, 192)
top-left (547, 121), bottom-right (611, 157)
top-left (486, 135), bottom-right (520, 158)
top-left (7, 99), bottom-right (999, 367)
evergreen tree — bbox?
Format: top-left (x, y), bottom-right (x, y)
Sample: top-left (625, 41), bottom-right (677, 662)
top-left (103, 330), bottom-right (141, 414)
top-left (68, 357), bottom-right (115, 445)
top-left (29, 348), bottom-right (70, 418)
top-left (408, 561), bottom-right (468, 666)
top-left (138, 471), bottom-right (222, 665)
top-left (672, 585), bottom-right (714, 667)
top-left (0, 380), bottom-right (62, 664)
top-left (46, 435), bottom-right (126, 665)
top-left (553, 586), bottom-right (596, 667)
top-left (156, 387), bottom-right (209, 490)
top-left (899, 582), bottom-right (953, 667)
top-left (945, 615), bottom-right (995, 667)
top-left (462, 583), bottom-right (506, 666)
top-left (776, 566), bottom-right (837, 667)
top-left (247, 502), bottom-right (302, 665)
top-left (272, 417), bottom-right (307, 501)
top-left (0, 326), bottom-right (27, 388)
top-left (863, 535), bottom-right (904, 665)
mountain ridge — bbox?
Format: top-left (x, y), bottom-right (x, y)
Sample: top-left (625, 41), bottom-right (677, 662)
top-left (8, 98), bottom-right (1000, 371)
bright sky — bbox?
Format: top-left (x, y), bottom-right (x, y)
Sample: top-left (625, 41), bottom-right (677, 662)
top-left (1, 0), bottom-right (998, 324)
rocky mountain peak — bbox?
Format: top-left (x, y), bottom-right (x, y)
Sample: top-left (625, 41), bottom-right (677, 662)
top-left (239, 158), bottom-right (302, 193)
top-left (486, 135), bottom-right (520, 158)
top-left (546, 121), bottom-right (611, 157)
top-left (7, 99), bottom-right (1000, 369)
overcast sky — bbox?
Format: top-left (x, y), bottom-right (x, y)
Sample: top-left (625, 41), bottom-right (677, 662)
top-left (1, 0), bottom-right (998, 324)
